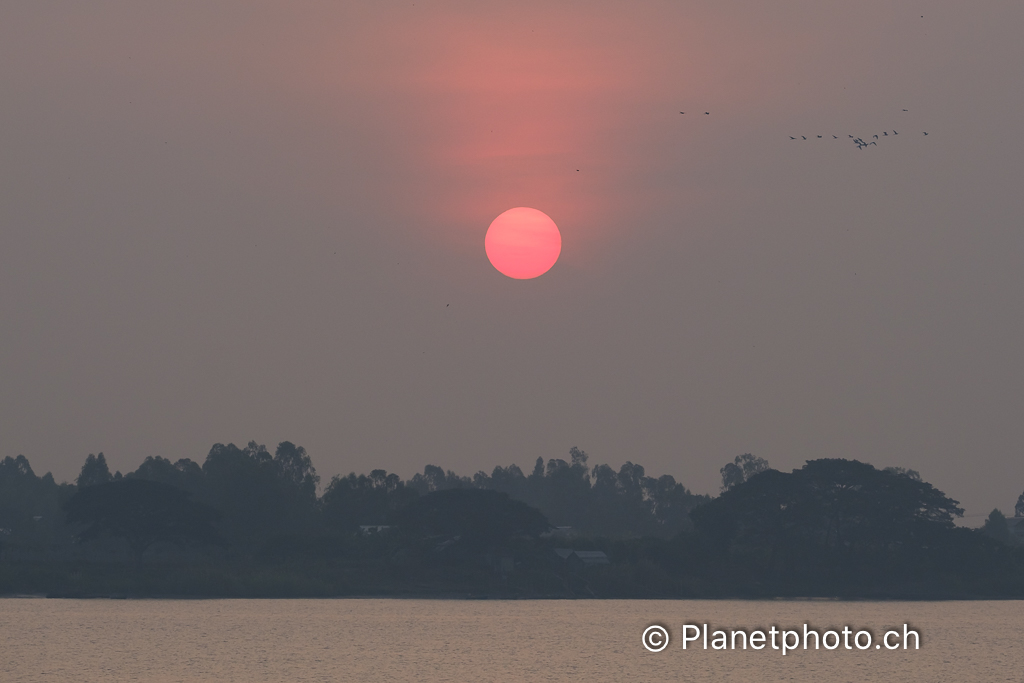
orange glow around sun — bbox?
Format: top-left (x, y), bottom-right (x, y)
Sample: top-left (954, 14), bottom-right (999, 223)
top-left (485, 207), bottom-right (561, 279)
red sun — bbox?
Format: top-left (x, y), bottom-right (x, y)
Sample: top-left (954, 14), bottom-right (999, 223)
top-left (484, 207), bottom-right (562, 279)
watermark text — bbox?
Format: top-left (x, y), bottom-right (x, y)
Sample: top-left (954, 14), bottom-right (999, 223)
top-left (642, 623), bottom-right (920, 654)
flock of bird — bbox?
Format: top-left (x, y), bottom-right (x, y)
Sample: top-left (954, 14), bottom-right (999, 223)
top-left (679, 109), bottom-right (930, 149)
top-left (787, 130), bottom-right (928, 149)
top-left (788, 110), bottom-right (930, 149)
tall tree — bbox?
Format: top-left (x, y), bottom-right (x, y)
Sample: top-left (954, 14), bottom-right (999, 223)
top-left (720, 453), bottom-right (770, 491)
top-left (274, 441), bottom-right (319, 501)
top-left (77, 453), bottom-right (114, 488)
top-left (322, 469), bottom-right (417, 532)
top-left (981, 509), bottom-right (1012, 544)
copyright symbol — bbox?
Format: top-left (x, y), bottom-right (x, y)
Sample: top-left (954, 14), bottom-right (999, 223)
top-left (642, 625), bottom-right (669, 652)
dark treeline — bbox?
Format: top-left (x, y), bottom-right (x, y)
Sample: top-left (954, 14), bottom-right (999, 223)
top-left (0, 443), bottom-right (706, 551)
top-left (1, 444), bottom-right (1023, 598)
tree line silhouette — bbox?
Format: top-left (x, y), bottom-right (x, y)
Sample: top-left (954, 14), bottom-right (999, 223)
top-left (0, 443), bottom-right (708, 556)
top-left (1, 443), bottom-right (1023, 598)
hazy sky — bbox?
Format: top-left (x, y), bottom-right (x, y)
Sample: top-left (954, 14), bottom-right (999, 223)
top-left (3, 1), bottom-right (1022, 519)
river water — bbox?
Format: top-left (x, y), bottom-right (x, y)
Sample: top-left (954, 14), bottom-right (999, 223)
top-left (1, 598), bottom-right (1021, 682)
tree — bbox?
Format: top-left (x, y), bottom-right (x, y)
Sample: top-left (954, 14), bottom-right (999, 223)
top-left (322, 469), bottom-right (417, 532)
top-left (536, 449), bottom-right (593, 529)
top-left (407, 465), bottom-right (470, 494)
top-left (692, 458), bottom-right (965, 576)
top-left (274, 441), bottom-right (319, 500)
top-left (64, 479), bottom-right (223, 558)
top-left (1016, 491), bottom-right (1024, 518)
top-left (981, 509), bottom-right (1012, 545)
top-left (797, 459), bottom-right (962, 548)
top-left (644, 474), bottom-right (710, 536)
top-left (530, 457), bottom-right (544, 480)
top-left (77, 453), bottom-right (113, 488)
top-left (200, 441), bottom-right (319, 544)
top-left (720, 453), bottom-right (770, 491)
top-left (130, 456), bottom-right (204, 494)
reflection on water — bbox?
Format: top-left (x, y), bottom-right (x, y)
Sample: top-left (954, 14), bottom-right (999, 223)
top-left (1, 598), bottom-right (1022, 682)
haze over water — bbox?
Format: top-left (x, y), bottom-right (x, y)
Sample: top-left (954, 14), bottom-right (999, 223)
top-left (2, 599), bottom-right (1021, 682)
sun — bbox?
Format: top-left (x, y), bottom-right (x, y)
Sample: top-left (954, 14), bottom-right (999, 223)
top-left (484, 207), bottom-right (562, 279)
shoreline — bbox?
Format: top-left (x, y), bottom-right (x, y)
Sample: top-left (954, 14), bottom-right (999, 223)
top-left (4, 592), bottom-right (1023, 601)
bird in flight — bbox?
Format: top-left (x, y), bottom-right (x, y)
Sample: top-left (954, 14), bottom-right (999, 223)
top-left (923, 131), bottom-right (928, 135)
top-left (705, 112), bottom-right (710, 115)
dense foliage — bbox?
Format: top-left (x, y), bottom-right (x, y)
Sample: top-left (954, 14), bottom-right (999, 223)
top-left (64, 479), bottom-right (224, 558)
top-left (1, 445), bottom-right (1022, 598)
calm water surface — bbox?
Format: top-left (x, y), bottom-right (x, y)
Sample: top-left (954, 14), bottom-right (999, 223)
top-left (2, 598), bottom-right (1022, 682)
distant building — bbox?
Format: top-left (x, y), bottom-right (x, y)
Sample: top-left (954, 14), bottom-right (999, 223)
top-left (552, 548), bottom-right (610, 571)
top-left (553, 548), bottom-right (575, 561)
